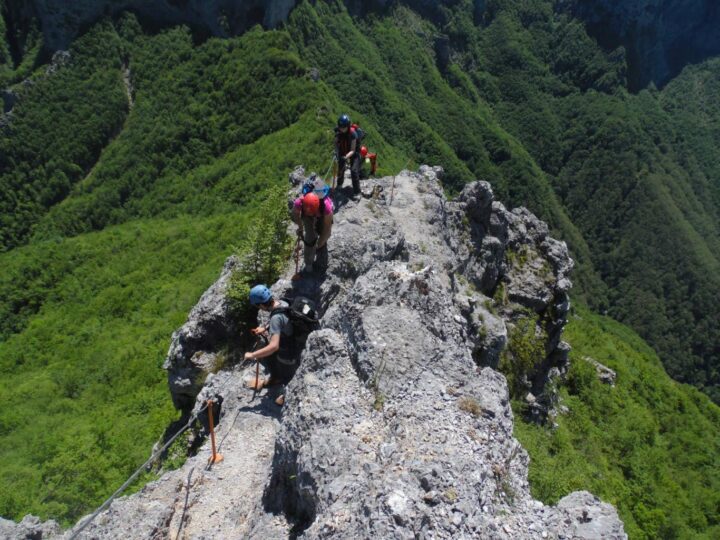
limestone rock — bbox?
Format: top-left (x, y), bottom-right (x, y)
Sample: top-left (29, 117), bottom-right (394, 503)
top-left (0, 515), bottom-right (61, 540)
top-left (50, 167), bottom-right (625, 540)
top-left (584, 356), bottom-right (618, 386)
top-left (163, 256), bottom-right (241, 413)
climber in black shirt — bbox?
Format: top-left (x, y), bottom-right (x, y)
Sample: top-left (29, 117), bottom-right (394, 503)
top-left (334, 114), bottom-right (361, 196)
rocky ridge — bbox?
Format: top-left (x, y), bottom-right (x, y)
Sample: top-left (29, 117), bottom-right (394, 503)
top-left (4, 168), bottom-right (626, 539)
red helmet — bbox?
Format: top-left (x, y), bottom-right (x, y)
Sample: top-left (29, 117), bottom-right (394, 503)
top-left (302, 193), bottom-right (321, 216)
top-left (360, 146), bottom-right (369, 157)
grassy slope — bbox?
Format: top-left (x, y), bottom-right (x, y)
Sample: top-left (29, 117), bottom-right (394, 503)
top-left (661, 58), bottom-right (720, 220)
top-left (514, 306), bottom-right (720, 539)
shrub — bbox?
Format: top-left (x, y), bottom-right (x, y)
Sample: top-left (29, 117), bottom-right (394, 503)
top-left (500, 316), bottom-right (546, 398)
top-left (227, 186), bottom-right (293, 323)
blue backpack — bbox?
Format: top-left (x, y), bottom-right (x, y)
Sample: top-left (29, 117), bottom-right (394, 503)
top-left (301, 175), bottom-right (331, 199)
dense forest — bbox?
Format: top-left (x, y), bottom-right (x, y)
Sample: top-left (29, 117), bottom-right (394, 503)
top-left (1, 0), bottom-right (719, 536)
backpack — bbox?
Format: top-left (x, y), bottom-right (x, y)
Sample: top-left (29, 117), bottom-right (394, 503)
top-left (271, 296), bottom-right (320, 345)
top-left (300, 175), bottom-right (331, 215)
top-left (301, 174), bottom-right (330, 198)
top-left (351, 123), bottom-right (366, 146)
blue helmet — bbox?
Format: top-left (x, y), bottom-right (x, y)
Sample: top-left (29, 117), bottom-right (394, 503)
top-left (249, 285), bottom-right (272, 305)
top-left (338, 114), bottom-right (351, 127)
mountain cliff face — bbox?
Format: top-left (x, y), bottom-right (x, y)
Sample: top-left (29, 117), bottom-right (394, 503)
top-left (564, 0), bottom-right (720, 90)
top-left (2, 168), bottom-right (626, 538)
top-left (1, 0), bottom-right (296, 52)
top-left (7, 0), bottom-right (718, 90)
top-left (1, 0), bottom-right (477, 55)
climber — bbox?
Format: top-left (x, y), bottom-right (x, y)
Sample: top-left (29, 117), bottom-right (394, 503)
top-left (359, 145), bottom-right (378, 178)
top-left (290, 189), bottom-right (334, 274)
top-left (334, 114), bottom-right (362, 196)
top-left (244, 285), bottom-right (295, 405)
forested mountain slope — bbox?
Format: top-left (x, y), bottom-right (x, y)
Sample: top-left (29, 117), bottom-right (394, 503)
top-left (0, 0), bottom-right (719, 536)
top-left (3, 0), bottom-right (719, 399)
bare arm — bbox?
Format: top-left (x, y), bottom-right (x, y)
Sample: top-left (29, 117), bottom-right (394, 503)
top-left (246, 333), bottom-right (280, 361)
top-left (345, 137), bottom-right (357, 160)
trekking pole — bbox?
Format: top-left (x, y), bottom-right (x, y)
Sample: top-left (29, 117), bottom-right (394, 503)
top-left (245, 333), bottom-right (266, 399)
top-left (207, 400), bottom-right (223, 464)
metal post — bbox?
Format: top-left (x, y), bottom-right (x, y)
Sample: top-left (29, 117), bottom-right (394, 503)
top-left (207, 400), bottom-right (223, 464)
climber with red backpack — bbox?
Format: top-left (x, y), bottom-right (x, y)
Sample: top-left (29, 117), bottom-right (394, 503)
top-left (291, 177), bottom-right (334, 274)
top-left (334, 114), bottom-right (364, 196)
top-left (360, 145), bottom-right (378, 178)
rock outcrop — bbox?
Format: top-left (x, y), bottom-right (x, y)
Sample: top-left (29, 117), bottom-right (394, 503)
top-left (0, 515), bottom-right (61, 540)
top-left (164, 256), bottom-right (242, 413)
top-left (253, 167), bottom-right (609, 538)
top-left (11, 168), bottom-right (625, 539)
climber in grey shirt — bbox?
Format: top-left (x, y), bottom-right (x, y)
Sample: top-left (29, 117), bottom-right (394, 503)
top-left (245, 285), bottom-right (298, 398)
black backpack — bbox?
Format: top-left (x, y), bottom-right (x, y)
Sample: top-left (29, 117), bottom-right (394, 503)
top-left (271, 296), bottom-right (320, 341)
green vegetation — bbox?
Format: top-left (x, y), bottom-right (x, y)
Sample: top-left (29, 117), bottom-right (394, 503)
top-left (0, 0), bottom-right (44, 88)
top-left (514, 306), bottom-right (720, 539)
top-left (0, 22), bottom-right (128, 250)
top-left (500, 315), bottom-right (547, 397)
top-left (1, 0), bottom-right (720, 531)
top-left (0, 212), bottom-right (247, 522)
top-left (227, 186), bottom-right (294, 322)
